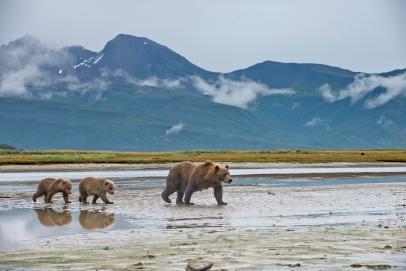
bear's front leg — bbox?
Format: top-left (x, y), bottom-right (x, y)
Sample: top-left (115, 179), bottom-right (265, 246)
top-left (214, 183), bottom-right (227, 205)
top-left (63, 192), bottom-right (71, 204)
top-left (100, 193), bottom-right (113, 204)
top-left (79, 193), bottom-right (89, 204)
top-left (184, 185), bottom-right (195, 205)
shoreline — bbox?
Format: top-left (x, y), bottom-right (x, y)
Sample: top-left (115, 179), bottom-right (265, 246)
top-left (1, 161), bottom-right (406, 173)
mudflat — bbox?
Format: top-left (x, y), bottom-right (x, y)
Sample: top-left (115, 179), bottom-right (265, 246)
top-left (0, 176), bottom-right (405, 270)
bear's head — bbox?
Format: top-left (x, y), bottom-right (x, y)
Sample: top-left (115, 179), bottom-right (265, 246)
top-left (58, 179), bottom-right (72, 194)
top-left (214, 164), bottom-right (233, 184)
top-left (103, 179), bottom-right (115, 194)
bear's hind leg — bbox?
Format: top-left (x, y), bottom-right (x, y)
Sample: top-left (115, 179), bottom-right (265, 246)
top-left (176, 191), bottom-right (185, 204)
top-left (79, 193), bottom-right (89, 204)
top-left (161, 187), bottom-right (176, 203)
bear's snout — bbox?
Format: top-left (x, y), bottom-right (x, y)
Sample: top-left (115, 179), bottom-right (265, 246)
top-left (225, 179), bottom-right (232, 184)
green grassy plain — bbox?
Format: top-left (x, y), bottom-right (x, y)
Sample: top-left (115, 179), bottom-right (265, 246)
top-left (0, 149), bottom-right (405, 165)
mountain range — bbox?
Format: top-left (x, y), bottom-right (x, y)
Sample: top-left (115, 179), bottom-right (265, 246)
top-left (0, 34), bottom-right (405, 150)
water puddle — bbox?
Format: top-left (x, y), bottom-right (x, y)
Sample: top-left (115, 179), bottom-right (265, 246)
top-left (0, 206), bottom-right (137, 250)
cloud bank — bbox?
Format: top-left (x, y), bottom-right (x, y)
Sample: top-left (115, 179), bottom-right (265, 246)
top-left (165, 122), bottom-right (184, 135)
top-left (111, 70), bottom-right (182, 89)
top-left (319, 72), bottom-right (406, 108)
top-left (304, 117), bottom-right (330, 130)
top-left (190, 76), bottom-right (295, 109)
top-left (0, 39), bottom-right (110, 99)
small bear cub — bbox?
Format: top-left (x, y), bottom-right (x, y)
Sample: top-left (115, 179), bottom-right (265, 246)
top-left (33, 178), bottom-right (73, 204)
top-left (79, 177), bottom-right (115, 204)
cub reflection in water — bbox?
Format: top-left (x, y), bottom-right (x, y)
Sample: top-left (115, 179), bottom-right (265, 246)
top-left (79, 210), bottom-right (115, 230)
top-left (34, 207), bottom-right (72, 227)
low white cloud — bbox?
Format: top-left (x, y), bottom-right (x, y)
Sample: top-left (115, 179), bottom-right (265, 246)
top-left (61, 74), bottom-right (110, 93)
top-left (304, 117), bottom-right (330, 130)
top-left (319, 72), bottom-right (406, 108)
top-left (0, 68), bottom-right (110, 99)
top-left (0, 39), bottom-right (110, 99)
top-left (138, 77), bottom-right (181, 89)
top-left (165, 122), bottom-right (184, 135)
top-left (291, 102), bottom-right (301, 110)
top-left (0, 65), bottom-right (43, 98)
top-left (376, 115), bottom-right (395, 129)
top-left (190, 75), bottom-right (295, 109)
top-left (112, 70), bottom-right (182, 89)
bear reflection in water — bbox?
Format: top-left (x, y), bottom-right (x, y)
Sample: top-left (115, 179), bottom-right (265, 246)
top-left (79, 210), bottom-right (115, 230)
top-left (34, 207), bottom-right (72, 227)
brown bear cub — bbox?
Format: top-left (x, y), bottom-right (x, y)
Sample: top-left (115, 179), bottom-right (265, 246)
top-left (161, 161), bottom-right (232, 205)
top-left (32, 178), bottom-right (72, 204)
top-left (79, 177), bottom-right (115, 204)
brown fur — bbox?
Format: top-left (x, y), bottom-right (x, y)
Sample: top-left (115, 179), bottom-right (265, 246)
top-left (34, 208), bottom-right (72, 227)
top-left (32, 178), bottom-right (72, 204)
top-left (79, 210), bottom-right (115, 230)
top-left (79, 177), bottom-right (115, 204)
top-left (161, 161), bottom-right (232, 205)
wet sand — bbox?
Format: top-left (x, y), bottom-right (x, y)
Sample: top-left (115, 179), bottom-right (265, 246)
top-left (1, 177), bottom-right (406, 270)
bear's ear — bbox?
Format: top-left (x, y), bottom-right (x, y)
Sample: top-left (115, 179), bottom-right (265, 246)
top-left (215, 165), bottom-right (219, 173)
top-left (225, 164), bottom-right (229, 169)
top-left (104, 181), bottom-right (109, 186)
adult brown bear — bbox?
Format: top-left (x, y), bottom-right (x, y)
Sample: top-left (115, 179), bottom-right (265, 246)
top-left (161, 161), bottom-right (232, 205)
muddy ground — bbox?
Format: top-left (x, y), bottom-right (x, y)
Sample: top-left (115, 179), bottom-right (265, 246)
top-left (0, 178), bottom-right (405, 270)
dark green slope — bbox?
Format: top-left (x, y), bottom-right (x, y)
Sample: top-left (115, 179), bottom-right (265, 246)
top-left (0, 84), bottom-right (280, 151)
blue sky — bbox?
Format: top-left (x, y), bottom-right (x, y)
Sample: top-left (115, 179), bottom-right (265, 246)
top-left (1, 0), bottom-right (405, 73)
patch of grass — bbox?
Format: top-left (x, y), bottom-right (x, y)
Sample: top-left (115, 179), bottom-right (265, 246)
top-left (0, 149), bottom-right (405, 165)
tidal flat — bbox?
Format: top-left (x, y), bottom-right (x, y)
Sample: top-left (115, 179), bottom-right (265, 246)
top-left (0, 175), bottom-right (405, 270)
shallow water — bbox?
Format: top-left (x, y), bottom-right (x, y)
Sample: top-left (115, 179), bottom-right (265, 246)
top-left (1, 166), bottom-right (406, 182)
top-left (1, 175), bottom-right (405, 193)
top-left (1, 176), bottom-right (405, 249)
